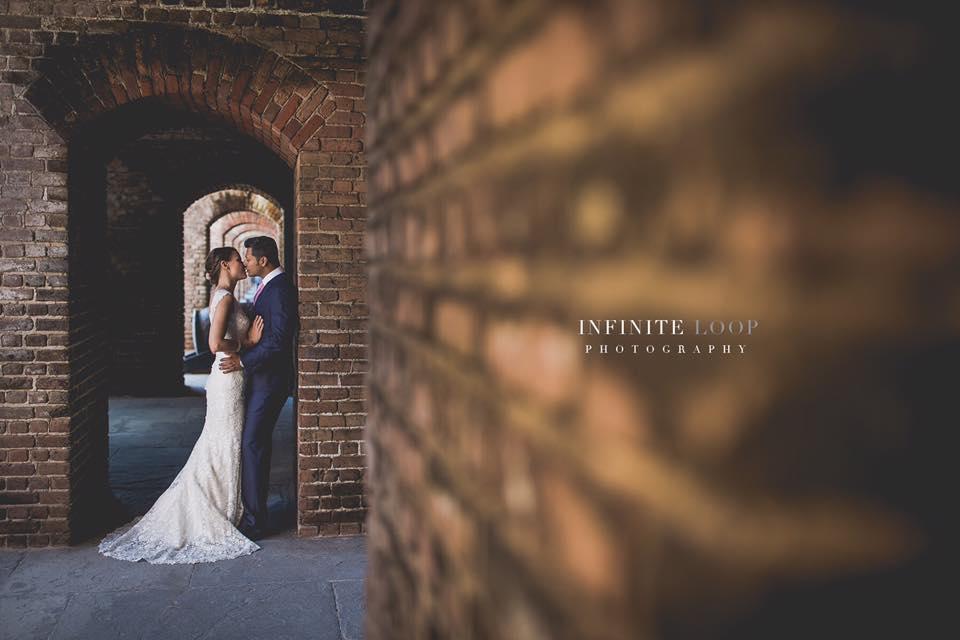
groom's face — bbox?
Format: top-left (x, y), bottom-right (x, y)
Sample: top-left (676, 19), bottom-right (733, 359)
top-left (244, 247), bottom-right (267, 277)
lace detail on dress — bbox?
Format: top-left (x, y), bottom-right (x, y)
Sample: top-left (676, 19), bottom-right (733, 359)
top-left (209, 287), bottom-right (251, 343)
top-left (98, 287), bottom-right (257, 564)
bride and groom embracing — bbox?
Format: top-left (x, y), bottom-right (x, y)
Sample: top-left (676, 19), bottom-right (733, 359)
top-left (98, 236), bottom-right (297, 564)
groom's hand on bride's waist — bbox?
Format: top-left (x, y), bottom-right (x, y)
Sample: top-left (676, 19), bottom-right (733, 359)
top-left (219, 353), bottom-right (243, 373)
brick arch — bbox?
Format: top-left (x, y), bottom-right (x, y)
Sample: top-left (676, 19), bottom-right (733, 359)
top-left (230, 228), bottom-right (274, 246)
top-left (183, 188), bottom-right (284, 350)
top-left (222, 221), bottom-right (277, 248)
top-left (209, 209), bottom-right (283, 243)
top-left (24, 24), bottom-right (337, 166)
top-left (211, 210), bottom-right (275, 231)
top-left (201, 188), bottom-right (284, 223)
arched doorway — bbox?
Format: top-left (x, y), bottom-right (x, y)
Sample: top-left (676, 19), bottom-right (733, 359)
top-left (180, 188), bottom-right (296, 534)
top-left (67, 102), bottom-right (299, 535)
top-left (14, 23), bottom-right (367, 544)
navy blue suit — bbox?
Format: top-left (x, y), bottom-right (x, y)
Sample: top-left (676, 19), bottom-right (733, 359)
top-left (239, 270), bottom-right (297, 532)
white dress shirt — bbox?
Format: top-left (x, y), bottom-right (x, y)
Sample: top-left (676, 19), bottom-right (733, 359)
top-left (257, 266), bottom-right (284, 294)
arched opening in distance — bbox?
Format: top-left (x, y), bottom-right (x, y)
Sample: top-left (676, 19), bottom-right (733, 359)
top-left (22, 23), bottom-right (345, 542)
top-left (182, 187), bottom-right (284, 352)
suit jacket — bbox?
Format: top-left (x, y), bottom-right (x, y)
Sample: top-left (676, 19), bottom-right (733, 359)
top-left (240, 270), bottom-right (298, 396)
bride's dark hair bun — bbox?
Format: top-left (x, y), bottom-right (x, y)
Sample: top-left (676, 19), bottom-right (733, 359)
top-left (205, 247), bottom-right (237, 284)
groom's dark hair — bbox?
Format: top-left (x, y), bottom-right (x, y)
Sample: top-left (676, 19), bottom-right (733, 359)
top-left (244, 236), bottom-right (280, 266)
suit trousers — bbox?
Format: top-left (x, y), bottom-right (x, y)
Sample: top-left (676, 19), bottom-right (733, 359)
top-left (240, 383), bottom-right (288, 531)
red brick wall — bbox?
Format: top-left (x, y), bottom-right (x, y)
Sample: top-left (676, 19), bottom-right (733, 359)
top-left (2, 2), bottom-right (367, 546)
top-left (293, 143), bottom-right (368, 536)
top-left (364, 2), bottom-right (955, 638)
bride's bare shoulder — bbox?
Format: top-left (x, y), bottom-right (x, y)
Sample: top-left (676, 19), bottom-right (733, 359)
top-left (209, 288), bottom-right (234, 311)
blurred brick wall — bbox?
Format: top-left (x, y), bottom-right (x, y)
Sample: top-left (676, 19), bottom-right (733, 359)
top-left (1, 1), bottom-right (367, 545)
top-left (365, 1), bottom-right (955, 638)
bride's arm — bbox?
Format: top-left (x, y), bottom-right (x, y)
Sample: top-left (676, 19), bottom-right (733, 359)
top-left (241, 315), bottom-right (264, 350)
top-left (208, 294), bottom-right (239, 353)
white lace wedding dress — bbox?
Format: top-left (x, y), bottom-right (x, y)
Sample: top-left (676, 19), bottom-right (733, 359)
top-left (98, 288), bottom-right (260, 564)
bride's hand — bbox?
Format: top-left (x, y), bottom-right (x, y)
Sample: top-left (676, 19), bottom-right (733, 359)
top-left (248, 315), bottom-right (264, 345)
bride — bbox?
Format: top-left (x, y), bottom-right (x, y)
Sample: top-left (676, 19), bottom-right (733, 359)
top-left (99, 247), bottom-right (266, 564)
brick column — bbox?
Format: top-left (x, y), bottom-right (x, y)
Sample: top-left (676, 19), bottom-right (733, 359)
top-left (292, 68), bottom-right (368, 535)
top-left (0, 90), bottom-right (75, 546)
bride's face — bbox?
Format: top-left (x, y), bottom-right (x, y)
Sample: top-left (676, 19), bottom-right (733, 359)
top-left (224, 251), bottom-right (247, 281)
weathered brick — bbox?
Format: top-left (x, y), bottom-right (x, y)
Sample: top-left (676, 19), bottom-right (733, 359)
top-left (363, 1), bottom-right (955, 639)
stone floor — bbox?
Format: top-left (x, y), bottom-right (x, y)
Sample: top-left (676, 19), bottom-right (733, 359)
top-left (0, 533), bottom-right (367, 640)
top-left (0, 376), bottom-right (367, 640)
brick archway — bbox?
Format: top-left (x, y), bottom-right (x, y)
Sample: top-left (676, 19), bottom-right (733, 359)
top-left (183, 188), bottom-right (283, 350)
top-left (8, 22), bottom-right (368, 546)
top-left (25, 24), bottom-right (337, 166)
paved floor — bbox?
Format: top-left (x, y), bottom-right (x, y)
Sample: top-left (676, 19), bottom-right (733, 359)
top-left (0, 533), bottom-right (366, 640)
top-left (0, 377), bottom-right (366, 640)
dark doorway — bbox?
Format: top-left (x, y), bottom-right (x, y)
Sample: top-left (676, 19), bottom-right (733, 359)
top-left (68, 101), bottom-right (297, 540)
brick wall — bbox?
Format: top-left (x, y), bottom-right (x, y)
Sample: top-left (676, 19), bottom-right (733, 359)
top-left (0, 86), bottom-right (72, 545)
top-left (293, 144), bottom-right (368, 536)
top-left (2, 1), bottom-right (367, 546)
top-left (364, 1), bottom-right (955, 638)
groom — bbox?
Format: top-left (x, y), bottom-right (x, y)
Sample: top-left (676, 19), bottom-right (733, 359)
top-left (219, 236), bottom-right (297, 540)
